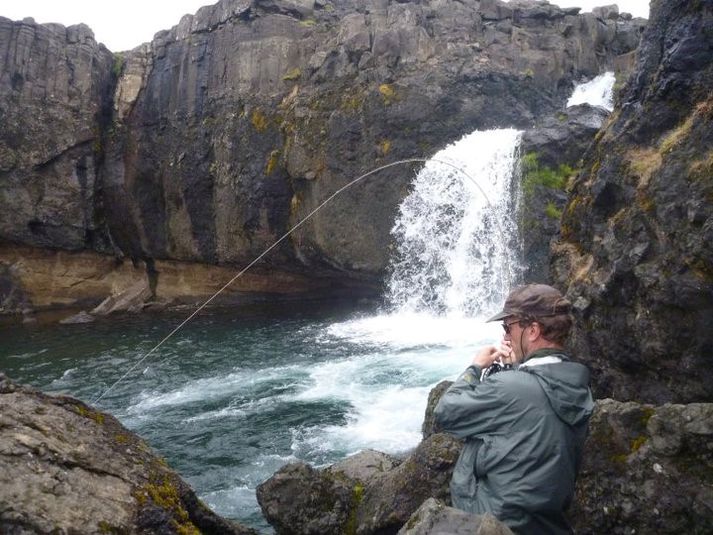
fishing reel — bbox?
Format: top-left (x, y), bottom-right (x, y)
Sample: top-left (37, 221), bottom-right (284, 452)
top-left (480, 360), bottom-right (514, 380)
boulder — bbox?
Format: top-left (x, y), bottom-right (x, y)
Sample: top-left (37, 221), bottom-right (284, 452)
top-left (592, 5), bottom-right (620, 21)
top-left (571, 399), bottom-right (713, 533)
top-left (398, 498), bottom-right (513, 535)
top-left (58, 310), bottom-right (95, 324)
top-left (422, 380), bottom-right (452, 439)
top-left (257, 433), bottom-right (462, 534)
top-left (0, 373), bottom-right (256, 534)
top-left (256, 461), bottom-right (359, 535)
top-left (91, 278), bottom-right (153, 315)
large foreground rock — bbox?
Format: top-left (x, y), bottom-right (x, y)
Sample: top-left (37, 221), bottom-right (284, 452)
top-left (571, 399), bottom-right (713, 534)
top-left (0, 373), bottom-right (255, 534)
top-left (258, 381), bottom-right (713, 534)
top-left (257, 434), bottom-right (461, 534)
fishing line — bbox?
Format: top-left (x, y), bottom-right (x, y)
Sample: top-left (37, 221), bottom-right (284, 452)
top-left (92, 157), bottom-right (512, 405)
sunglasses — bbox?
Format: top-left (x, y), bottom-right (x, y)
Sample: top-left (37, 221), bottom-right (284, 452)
top-left (502, 319), bottom-right (521, 334)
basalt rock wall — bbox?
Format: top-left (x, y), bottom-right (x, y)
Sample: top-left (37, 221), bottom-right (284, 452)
top-left (552, 0), bottom-right (713, 404)
top-left (0, 0), bottom-right (644, 312)
top-left (0, 18), bottom-right (115, 252)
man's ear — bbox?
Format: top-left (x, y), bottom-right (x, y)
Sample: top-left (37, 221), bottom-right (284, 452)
top-left (529, 321), bottom-right (541, 341)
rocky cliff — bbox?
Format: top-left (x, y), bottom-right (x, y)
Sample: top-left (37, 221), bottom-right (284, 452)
top-left (0, 0), bottom-right (645, 314)
top-left (552, 0), bottom-right (713, 404)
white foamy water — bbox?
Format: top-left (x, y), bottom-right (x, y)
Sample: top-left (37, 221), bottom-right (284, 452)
top-left (284, 129), bottom-right (527, 458)
top-left (387, 128), bottom-right (523, 317)
top-left (567, 71), bottom-right (616, 111)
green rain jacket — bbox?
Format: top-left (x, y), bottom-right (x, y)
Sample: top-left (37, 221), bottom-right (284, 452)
top-left (433, 348), bottom-right (594, 535)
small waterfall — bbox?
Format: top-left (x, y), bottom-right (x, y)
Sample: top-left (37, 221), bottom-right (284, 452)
top-left (386, 129), bottom-right (523, 318)
top-left (567, 72), bottom-right (616, 111)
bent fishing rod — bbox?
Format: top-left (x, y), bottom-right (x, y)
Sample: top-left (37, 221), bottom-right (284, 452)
top-left (92, 157), bottom-right (512, 405)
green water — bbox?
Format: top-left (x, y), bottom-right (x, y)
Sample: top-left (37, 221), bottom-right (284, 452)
top-left (0, 300), bottom-right (492, 532)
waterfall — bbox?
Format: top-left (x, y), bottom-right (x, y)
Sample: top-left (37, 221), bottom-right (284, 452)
top-left (567, 72), bottom-right (616, 111)
top-left (386, 129), bottom-right (523, 318)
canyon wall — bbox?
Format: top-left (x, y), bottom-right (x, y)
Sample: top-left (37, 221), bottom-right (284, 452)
top-left (552, 0), bottom-right (713, 403)
top-left (0, 0), bottom-right (644, 313)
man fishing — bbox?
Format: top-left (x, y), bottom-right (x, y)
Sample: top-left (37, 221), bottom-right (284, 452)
top-left (434, 284), bottom-right (593, 534)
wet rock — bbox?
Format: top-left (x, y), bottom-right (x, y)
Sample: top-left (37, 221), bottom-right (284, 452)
top-left (0, 17), bottom-right (115, 253)
top-left (355, 433), bottom-right (462, 533)
top-left (398, 498), bottom-right (513, 535)
top-left (91, 278), bottom-right (153, 315)
top-left (256, 461), bottom-right (358, 534)
top-left (328, 448), bottom-right (400, 482)
top-left (0, 373), bottom-right (256, 534)
top-left (422, 380), bottom-right (452, 439)
top-left (59, 310), bottom-right (95, 324)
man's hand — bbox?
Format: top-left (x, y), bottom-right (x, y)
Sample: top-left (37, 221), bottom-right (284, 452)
top-left (471, 342), bottom-right (514, 368)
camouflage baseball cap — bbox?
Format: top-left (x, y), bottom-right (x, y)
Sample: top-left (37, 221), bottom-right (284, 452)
top-left (486, 284), bottom-right (571, 322)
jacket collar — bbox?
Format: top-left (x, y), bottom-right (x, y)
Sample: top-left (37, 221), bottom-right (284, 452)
top-left (520, 347), bottom-right (569, 367)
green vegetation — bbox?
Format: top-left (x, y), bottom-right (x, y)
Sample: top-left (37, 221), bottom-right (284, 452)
top-left (299, 18), bottom-right (316, 27)
top-left (521, 152), bottom-right (574, 195)
top-left (341, 91), bottom-right (365, 112)
top-left (265, 150), bottom-right (280, 175)
top-left (74, 404), bottom-right (105, 424)
top-left (283, 67), bottom-right (302, 81)
top-left (379, 139), bottom-right (391, 155)
top-left (114, 433), bottom-right (130, 444)
top-left (613, 70), bottom-right (627, 96)
top-left (97, 520), bottom-right (126, 534)
top-left (344, 482), bottom-right (365, 535)
top-left (628, 148), bottom-right (662, 188)
top-left (112, 53), bottom-right (125, 77)
top-left (136, 477), bottom-right (200, 535)
top-left (251, 109), bottom-right (269, 133)
top-left (630, 435), bottom-right (647, 453)
top-left (378, 83), bottom-right (397, 105)
top-left (544, 201), bottom-right (562, 219)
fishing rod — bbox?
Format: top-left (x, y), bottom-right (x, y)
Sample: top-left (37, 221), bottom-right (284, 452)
top-left (92, 156), bottom-right (513, 405)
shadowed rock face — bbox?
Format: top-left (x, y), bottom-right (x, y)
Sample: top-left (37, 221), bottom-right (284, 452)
top-left (520, 104), bottom-right (611, 283)
top-left (0, 0), bottom-right (645, 314)
top-left (551, 0), bottom-right (713, 404)
top-left (0, 373), bottom-right (256, 534)
top-left (0, 18), bottom-right (115, 252)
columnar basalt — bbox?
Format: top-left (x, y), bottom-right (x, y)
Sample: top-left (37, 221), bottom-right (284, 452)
top-left (0, 1), bottom-right (644, 314)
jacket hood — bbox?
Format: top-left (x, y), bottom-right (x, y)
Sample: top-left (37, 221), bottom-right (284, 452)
top-left (523, 361), bottom-right (594, 426)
